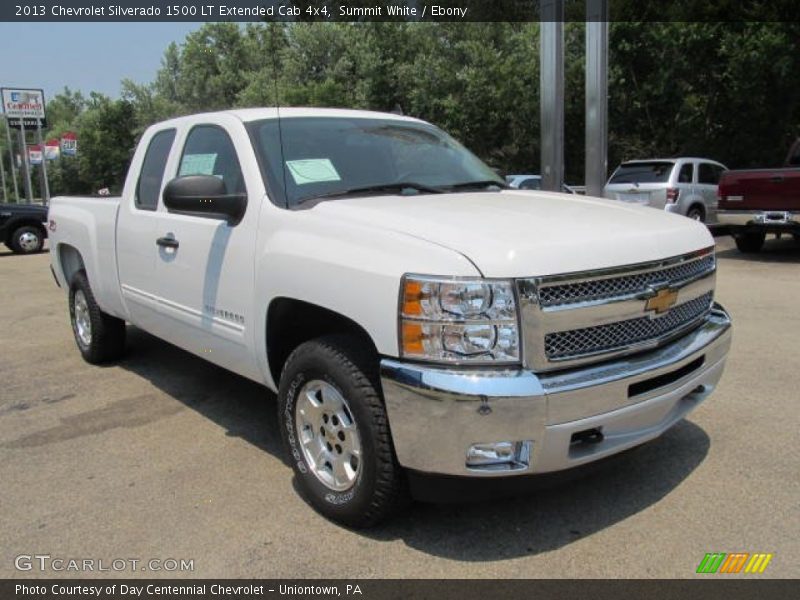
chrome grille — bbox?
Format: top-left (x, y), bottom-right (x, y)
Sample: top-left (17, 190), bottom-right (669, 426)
top-left (538, 254), bottom-right (714, 307)
top-left (545, 292), bottom-right (713, 360)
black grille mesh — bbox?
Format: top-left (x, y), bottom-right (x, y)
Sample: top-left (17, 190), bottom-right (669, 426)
top-left (545, 292), bottom-right (713, 360)
top-left (538, 255), bottom-right (714, 307)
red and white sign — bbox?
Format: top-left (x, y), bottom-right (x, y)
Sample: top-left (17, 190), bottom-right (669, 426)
top-left (45, 139), bottom-right (60, 160)
top-left (61, 131), bottom-right (77, 156)
top-left (1, 87), bottom-right (47, 129)
top-left (1, 88), bottom-right (45, 120)
top-left (28, 144), bottom-right (43, 165)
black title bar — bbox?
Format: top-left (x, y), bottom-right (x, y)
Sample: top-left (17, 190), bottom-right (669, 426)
top-left (3, 579), bottom-right (798, 600)
top-left (2, 0), bottom-right (799, 22)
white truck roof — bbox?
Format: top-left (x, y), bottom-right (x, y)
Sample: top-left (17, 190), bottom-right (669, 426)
top-left (155, 107), bottom-right (424, 128)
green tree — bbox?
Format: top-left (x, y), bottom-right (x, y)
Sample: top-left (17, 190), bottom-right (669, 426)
top-left (75, 94), bottom-right (137, 193)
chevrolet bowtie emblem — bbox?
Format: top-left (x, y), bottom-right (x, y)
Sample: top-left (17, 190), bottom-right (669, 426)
top-left (645, 287), bottom-right (679, 314)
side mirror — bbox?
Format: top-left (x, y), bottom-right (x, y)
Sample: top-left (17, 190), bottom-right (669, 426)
top-left (162, 175), bottom-right (246, 225)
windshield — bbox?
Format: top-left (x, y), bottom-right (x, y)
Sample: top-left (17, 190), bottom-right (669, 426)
top-left (247, 116), bottom-right (503, 207)
top-left (608, 161), bottom-right (675, 184)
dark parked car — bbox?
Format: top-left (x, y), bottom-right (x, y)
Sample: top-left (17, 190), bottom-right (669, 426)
top-left (0, 203), bottom-right (49, 254)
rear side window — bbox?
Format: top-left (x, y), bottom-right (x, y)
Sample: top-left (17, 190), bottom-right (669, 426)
top-left (135, 129), bottom-right (176, 210)
top-left (698, 163), bottom-right (722, 185)
top-left (178, 125), bottom-right (245, 195)
top-left (609, 162), bottom-right (674, 184)
top-left (677, 163), bottom-right (694, 183)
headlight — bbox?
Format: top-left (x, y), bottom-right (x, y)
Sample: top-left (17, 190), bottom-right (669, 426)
top-left (399, 275), bottom-right (521, 364)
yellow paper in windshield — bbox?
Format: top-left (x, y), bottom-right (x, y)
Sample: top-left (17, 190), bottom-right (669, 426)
top-left (286, 159), bottom-right (341, 185)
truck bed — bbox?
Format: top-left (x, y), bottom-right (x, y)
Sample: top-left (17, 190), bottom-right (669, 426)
top-left (49, 195), bottom-right (127, 319)
top-left (718, 167), bottom-right (800, 211)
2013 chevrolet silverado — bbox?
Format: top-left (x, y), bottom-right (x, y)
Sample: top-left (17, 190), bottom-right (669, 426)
top-left (48, 108), bottom-right (732, 526)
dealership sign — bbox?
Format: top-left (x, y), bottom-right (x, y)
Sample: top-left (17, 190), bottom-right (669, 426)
top-left (61, 132), bottom-right (77, 156)
top-left (1, 87), bottom-right (48, 129)
top-left (28, 144), bottom-right (43, 165)
top-left (45, 139), bottom-right (60, 160)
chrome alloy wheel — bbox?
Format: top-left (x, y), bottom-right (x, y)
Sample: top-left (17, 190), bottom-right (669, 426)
top-left (295, 380), bottom-right (362, 492)
top-left (73, 289), bottom-right (93, 347)
top-left (18, 231), bottom-right (40, 252)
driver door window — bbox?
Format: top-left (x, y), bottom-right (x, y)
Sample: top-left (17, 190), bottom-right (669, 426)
top-left (178, 125), bottom-right (245, 197)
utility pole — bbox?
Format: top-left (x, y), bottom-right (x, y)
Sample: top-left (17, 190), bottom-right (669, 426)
top-left (585, 0), bottom-right (609, 197)
top-left (18, 120), bottom-right (33, 203)
top-left (35, 118), bottom-right (50, 204)
top-left (0, 139), bottom-right (7, 202)
top-left (4, 119), bottom-right (20, 202)
top-left (540, 0), bottom-right (565, 192)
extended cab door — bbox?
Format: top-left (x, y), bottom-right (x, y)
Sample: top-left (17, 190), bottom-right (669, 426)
top-left (117, 128), bottom-right (177, 331)
top-left (152, 118), bottom-right (264, 381)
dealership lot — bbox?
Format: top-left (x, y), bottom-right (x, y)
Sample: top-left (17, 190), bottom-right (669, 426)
top-left (1, 236), bottom-right (798, 579)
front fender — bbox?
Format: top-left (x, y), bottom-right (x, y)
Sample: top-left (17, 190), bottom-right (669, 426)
top-left (253, 211), bottom-right (479, 389)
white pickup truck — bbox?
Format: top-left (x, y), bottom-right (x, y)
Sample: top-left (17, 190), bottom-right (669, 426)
top-left (49, 108), bottom-right (732, 527)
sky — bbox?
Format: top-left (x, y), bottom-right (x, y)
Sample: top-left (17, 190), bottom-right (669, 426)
top-left (0, 22), bottom-right (201, 99)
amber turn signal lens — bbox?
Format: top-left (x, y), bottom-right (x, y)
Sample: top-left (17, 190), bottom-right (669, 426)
top-left (402, 280), bottom-right (424, 316)
top-left (401, 322), bottom-right (425, 354)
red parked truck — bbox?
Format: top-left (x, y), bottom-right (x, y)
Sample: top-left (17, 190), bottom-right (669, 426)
top-left (717, 138), bottom-right (800, 252)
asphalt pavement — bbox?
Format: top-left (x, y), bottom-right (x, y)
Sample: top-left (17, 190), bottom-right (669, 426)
top-left (1, 235), bottom-right (798, 578)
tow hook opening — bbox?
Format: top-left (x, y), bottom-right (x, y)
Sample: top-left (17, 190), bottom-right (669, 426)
top-left (570, 427), bottom-right (604, 446)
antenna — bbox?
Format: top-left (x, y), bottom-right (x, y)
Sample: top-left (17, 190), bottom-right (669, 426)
top-left (270, 23), bottom-right (290, 209)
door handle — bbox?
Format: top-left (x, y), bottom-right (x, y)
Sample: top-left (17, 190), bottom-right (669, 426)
top-left (156, 236), bottom-right (179, 250)
top-left (769, 176), bottom-right (785, 183)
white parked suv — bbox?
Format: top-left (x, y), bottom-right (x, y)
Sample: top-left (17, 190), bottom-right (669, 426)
top-left (47, 108), bottom-right (732, 526)
top-left (604, 158), bottom-right (728, 222)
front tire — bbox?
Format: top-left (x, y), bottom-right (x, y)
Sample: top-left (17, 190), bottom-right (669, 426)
top-left (69, 271), bottom-right (126, 364)
top-left (734, 231), bottom-right (766, 253)
top-left (9, 225), bottom-right (45, 254)
top-left (278, 335), bottom-right (407, 527)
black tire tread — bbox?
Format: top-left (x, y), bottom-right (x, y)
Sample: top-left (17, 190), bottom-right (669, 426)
top-left (687, 204), bottom-right (705, 222)
top-left (69, 271), bottom-right (126, 364)
top-left (734, 232), bottom-right (765, 253)
top-left (9, 225), bottom-right (45, 254)
top-left (279, 335), bottom-right (408, 527)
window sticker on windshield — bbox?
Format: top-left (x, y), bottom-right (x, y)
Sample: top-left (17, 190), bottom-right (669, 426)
top-left (286, 158), bottom-right (341, 185)
top-left (179, 153), bottom-right (217, 176)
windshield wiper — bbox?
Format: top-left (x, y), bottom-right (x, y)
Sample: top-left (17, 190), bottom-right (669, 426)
top-left (300, 182), bottom-right (445, 204)
top-left (444, 179), bottom-right (509, 191)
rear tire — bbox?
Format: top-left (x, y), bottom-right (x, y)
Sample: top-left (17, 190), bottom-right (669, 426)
top-left (9, 225), bottom-right (45, 254)
top-left (69, 271), bottom-right (126, 364)
top-left (278, 335), bottom-right (407, 527)
top-left (734, 231), bottom-right (766, 253)
top-left (686, 205), bottom-right (705, 222)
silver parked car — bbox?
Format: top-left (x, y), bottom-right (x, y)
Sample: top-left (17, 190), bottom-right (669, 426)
top-left (506, 174), bottom-right (577, 194)
top-left (604, 158), bottom-right (727, 222)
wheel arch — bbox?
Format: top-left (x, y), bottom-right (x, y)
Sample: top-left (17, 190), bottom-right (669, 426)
top-left (687, 201), bottom-right (706, 220)
top-left (57, 243), bottom-right (86, 286)
top-left (266, 297), bottom-right (379, 388)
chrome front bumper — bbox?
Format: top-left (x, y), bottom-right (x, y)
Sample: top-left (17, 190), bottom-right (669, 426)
top-left (380, 304), bottom-right (732, 477)
top-left (718, 209), bottom-right (798, 228)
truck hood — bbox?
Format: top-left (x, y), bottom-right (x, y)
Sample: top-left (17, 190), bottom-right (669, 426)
top-left (312, 190), bottom-right (714, 277)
